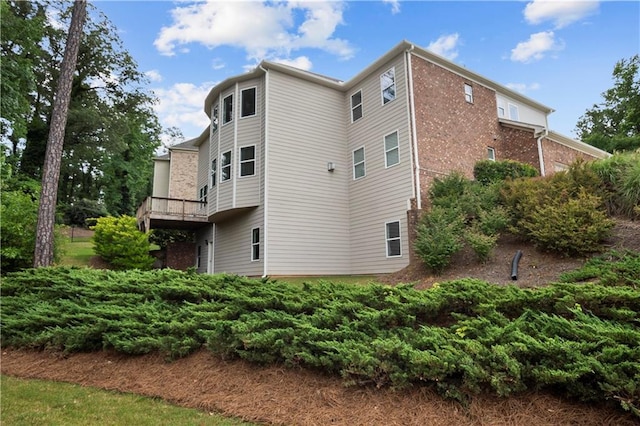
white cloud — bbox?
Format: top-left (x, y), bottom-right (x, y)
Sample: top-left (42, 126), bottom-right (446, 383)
top-left (510, 31), bottom-right (564, 63)
top-left (272, 56), bottom-right (314, 71)
top-left (383, 0), bottom-right (401, 14)
top-left (427, 33), bottom-right (460, 60)
top-left (154, 0), bottom-right (353, 63)
top-left (506, 82), bottom-right (541, 93)
top-left (145, 70), bottom-right (163, 82)
top-left (524, 0), bottom-right (599, 28)
top-left (152, 82), bottom-right (214, 138)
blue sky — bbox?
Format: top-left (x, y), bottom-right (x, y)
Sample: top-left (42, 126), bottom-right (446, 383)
top-left (94, 0), bottom-right (639, 143)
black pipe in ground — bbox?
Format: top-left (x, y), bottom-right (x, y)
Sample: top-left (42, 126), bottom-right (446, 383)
top-left (511, 250), bottom-right (523, 280)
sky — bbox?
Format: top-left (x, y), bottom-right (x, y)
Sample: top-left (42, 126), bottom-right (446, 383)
top-left (93, 0), bottom-right (640, 144)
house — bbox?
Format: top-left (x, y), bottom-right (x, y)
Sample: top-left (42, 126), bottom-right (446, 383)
top-left (137, 40), bottom-right (609, 277)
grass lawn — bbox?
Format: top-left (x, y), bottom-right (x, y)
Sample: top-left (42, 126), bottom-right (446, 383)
top-left (60, 237), bottom-right (94, 267)
top-left (1, 375), bottom-right (255, 426)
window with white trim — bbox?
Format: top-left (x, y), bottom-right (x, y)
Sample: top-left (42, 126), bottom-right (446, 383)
top-left (239, 145), bottom-right (255, 177)
top-left (199, 185), bottom-right (208, 203)
top-left (487, 147), bottom-right (496, 161)
top-left (385, 221), bottom-right (401, 257)
top-left (384, 131), bottom-right (400, 167)
top-left (196, 245), bottom-right (202, 268)
top-left (508, 104), bottom-right (519, 121)
top-left (381, 68), bottom-right (396, 104)
top-left (212, 105), bottom-right (219, 131)
top-left (251, 227), bottom-right (260, 261)
top-left (351, 90), bottom-right (363, 122)
top-left (211, 158), bottom-right (217, 187)
top-left (464, 84), bottom-right (473, 103)
top-left (353, 147), bottom-right (365, 179)
top-left (241, 87), bottom-right (256, 118)
top-left (223, 94), bottom-right (233, 124)
top-left (221, 150), bottom-right (232, 182)
top-left (498, 106), bottom-right (505, 117)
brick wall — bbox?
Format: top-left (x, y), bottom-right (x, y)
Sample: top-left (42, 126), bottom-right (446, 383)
top-left (411, 56), bottom-right (503, 203)
top-left (168, 150), bottom-right (198, 200)
top-left (166, 242), bottom-right (196, 270)
top-left (541, 138), bottom-right (596, 174)
top-left (495, 126), bottom-right (541, 173)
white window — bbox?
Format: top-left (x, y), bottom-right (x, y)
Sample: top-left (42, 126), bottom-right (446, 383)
top-left (211, 158), bottom-right (217, 187)
top-left (251, 227), bottom-right (260, 261)
top-left (199, 185), bottom-right (208, 203)
top-left (384, 131), bottom-right (400, 168)
top-left (464, 84), bottom-right (473, 103)
top-left (212, 105), bottom-right (219, 131)
top-left (239, 145), bottom-right (255, 177)
top-left (353, 147), bottom-right (365, 179)
top-left (241, 87), bottom-right (256, 118)
top-left (223, 94), bottom-right (233, 124)
top-left (221, 150), bottom-right (232, 182)
top-left (508, 104), bottom-right (519, 121)
top-left (381, 68), bottom-right (396, 104)
top-left (487, 147), bottom-right (496, 161)
top-left (385, 221), bottom-right (401, 257)
top-left (351, 90), bottom-right (363, 122)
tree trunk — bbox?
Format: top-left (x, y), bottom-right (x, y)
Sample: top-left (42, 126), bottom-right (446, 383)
top-left (33, 0), bottom-right (87, 267)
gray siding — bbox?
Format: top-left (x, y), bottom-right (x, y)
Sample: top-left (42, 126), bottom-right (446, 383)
top-left (346, 54), bottom-right (413, 274)
top-left (235, 79), bottom-right (262, 208)
top-left (265, 71), bottom-right (351, 275)
top-left (214, 207), bottom-right (264, 276)
top-left (197, 138), bottom-right (210, 215)
top-left (195, 226), bottom-right (213, 274)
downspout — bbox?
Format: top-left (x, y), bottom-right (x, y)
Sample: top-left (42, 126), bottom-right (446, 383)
top-left (232, 82), bottom-right (239, 207)
top-left (260, 65), bottom-right (269, 278)
top-left (406, 44), bottom-right (422, 210)
top-left (536, 117), bottom-right (549, 176)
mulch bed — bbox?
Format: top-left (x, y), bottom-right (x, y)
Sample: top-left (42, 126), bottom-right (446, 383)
top-left (2, 348), bottom-right (637, 425)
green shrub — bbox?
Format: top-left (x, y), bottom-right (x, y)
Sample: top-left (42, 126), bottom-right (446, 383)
top-left (91, 216), bottom-right (154, 270)
top-left (520, 190), bottom-right (615, 256)
top-left (414, 207), bottom-right (464, 273)
top-left (2, 264), bottom-right (639, 415)
top-left (464, 227), bottom-right (497, 263)
top-left (591, 151), bottom-right (640, 219)
top-left (474, 159), bottom-right (539, 185)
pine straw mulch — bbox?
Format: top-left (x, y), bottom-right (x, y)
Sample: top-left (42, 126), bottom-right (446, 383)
top-left (2, 348), bottom-right (637, 426)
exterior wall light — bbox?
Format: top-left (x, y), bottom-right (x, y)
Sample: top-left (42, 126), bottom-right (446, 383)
top-left (327, 162), bottom-right (336, 172)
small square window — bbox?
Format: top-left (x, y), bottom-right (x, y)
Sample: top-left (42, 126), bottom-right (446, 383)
top-left (487, 147), bottom-right (496, 161)
top-left (223, 94), bottom-right (233, 124)
top-left (384, 131), bottom-right (400, 168)
top-left (251, 227), bottom-right (260, 261)
top-left (239, 146), bottom-right (255, 177)
top-left (353, 147), bottom-right (365, 179)
top-left (241, 87), bottom-right (256, 117)
top-left (381, 68), bottom-right (396, 104)
top-left (464, 84), bottom-right (473, 103)
top-left (351, 90), bottom-right (363, 122)
top-left (221, 150), bottom-right (232, 182)
top-left (386, 221), bottom-right (401, 257)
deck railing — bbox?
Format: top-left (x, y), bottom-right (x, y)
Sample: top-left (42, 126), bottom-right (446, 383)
top-left (136, 196), bottom-right (207, 231)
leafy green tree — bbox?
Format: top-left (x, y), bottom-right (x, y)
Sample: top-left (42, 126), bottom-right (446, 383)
top-left (0, 152), bottom-right (63, 272)
top-left (576, 55), bottom-right (640, 152)
top-left (9, 1), bottom-right (161, 216)
top-left (0, 0), bottom-right (45, 153)
top-left (91, 215), bottom-right (154, 270)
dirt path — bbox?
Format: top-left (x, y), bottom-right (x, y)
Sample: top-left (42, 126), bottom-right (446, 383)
top-left (2, 348), bottom-right (636, 425)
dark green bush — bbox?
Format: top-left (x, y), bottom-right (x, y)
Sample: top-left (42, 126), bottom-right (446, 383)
top-left (590, 151), bottom-right (640, 219)
top-left (1, 260), bottom-right (639, 415)
top-left (91, 216), bottom-right (154, 270)
top-left (414, 207), bottom-right (464, 273)
top-left (520, 190), bottom-right (614, 255)
top-left (474, 159), bottom-right (539, 185)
